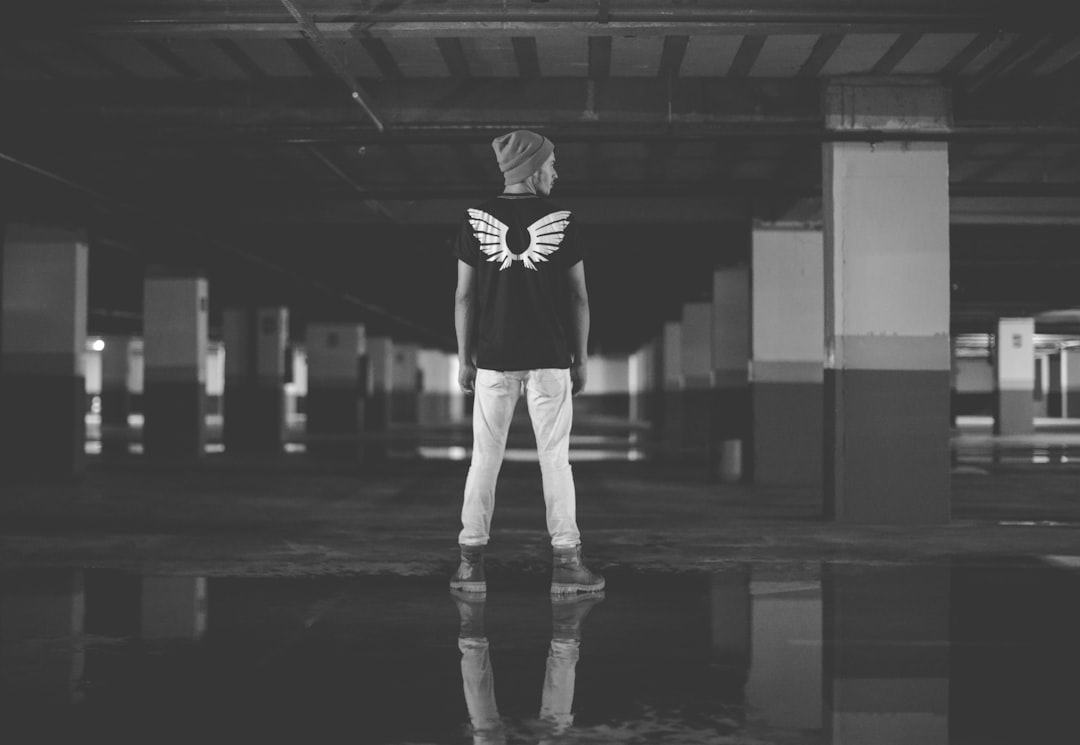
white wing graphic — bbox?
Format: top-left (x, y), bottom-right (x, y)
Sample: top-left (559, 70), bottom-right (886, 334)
top-left (521, 210), bottom-right (571, 270)
top-left (467, 208), bottom-right (572, 271)
top-left (467, 209), bottom-right (514, 270)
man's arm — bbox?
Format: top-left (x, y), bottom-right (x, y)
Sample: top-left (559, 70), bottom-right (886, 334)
top-left (567, 261), bottom-right (589, 396)
top-left (455, 260), bottom-right (477, 393)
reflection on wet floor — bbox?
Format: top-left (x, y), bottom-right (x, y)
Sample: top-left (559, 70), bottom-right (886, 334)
top-left (3, 559), bottom-right (1079, 744)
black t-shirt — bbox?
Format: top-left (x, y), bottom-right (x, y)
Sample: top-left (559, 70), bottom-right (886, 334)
top-left (452, 194), bottom-right (585, 371)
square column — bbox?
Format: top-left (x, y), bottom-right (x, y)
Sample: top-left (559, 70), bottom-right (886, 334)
top-left (390, 342), bottom-right (419, 425)
top-left (366, 336), bottom-right (393, 459)
top-left (658, 321), bottom-right (684, 451)
top-left (1, 225), bottom-right (88, 481)
top-left (628, 337), bottom-right (659, 425)
top-left (823, 79), bottom-right (952, 523)
top-left (682, 301), bottom-right (714, 457)
top-left (712, 267), bottom-right (752, 480)
top-left (824, 565), bottom-right (950, 744)
top-left (417, 349), bottom-right (456, 426)
top-left (752, 227), bottom-right (824, 486)
top-left (304, 323), bottom-right (365, 461)
top-left (994, 318), bottom-right (1035, 434)
top-left (222, 307), bottom-right (289, 455)
top-left (1046, 352), bottom-right (1063, 418)
top-left (99, 335), bottom-right (135, 457)
top-left (582, 354), bottom-right (630, 419)
top-left (143, 275), bottom-right (208, 459)
top-left (1066, 348), bottom-right (1080, 418)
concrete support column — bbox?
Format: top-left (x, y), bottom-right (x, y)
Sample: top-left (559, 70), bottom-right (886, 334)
top-left (751, 228), bottom-right (824, 486)
top-left (222, 307), bottom-right (288, 455)
top-left (390, 342), bottom-right (419, 425)
top-left (1046, 352), bottom-right (1063, 418)
top-left (582, 354), bottom-right (630, 419)
top-left (659, 321), bottom-right (683, 450)
top-left (709, 568), bottom-right (751, 686)
top-left (712, 266), bottom-right (752, 480)
top-left (629, 338), bottom-right (659, 425)
top-left (1066, 348), bottom-right (1080, 418)
top-left (824, 565), bottom-right (950, 744)
top-left (366, 336), bottom-right (393, 459)
top-left (823, 79), bottom-right (952, 523)
top-left (994, 318), bottom-right (1035, 435)
top-left (682, 301), bottom-right (714, 457)
top-left (418, 349), bottom-right (455, 426)
top-left (1, 225), bottom-right (88, 480)
top-left (140, 577), bottom-right (208, 641)
top-left (143, 275), bottom-right (208, 459)
top-left (304, 323), bottom-right (365, 461)
top-left (99, 335), bottom-right (135, 456)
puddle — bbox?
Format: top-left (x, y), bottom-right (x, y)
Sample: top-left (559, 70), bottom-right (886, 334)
top-left (2, 558), bottom-right (1079, 744)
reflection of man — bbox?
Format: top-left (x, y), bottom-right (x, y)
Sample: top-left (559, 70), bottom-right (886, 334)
top-left (449, 129), bottom-right (603, 596)
top-left (453, 589), bottom-right (605, 744)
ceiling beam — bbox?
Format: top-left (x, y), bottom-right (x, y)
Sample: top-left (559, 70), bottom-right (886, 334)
top-left (871, 32), bottom-right (921, 74)
top-left (658, 35), bottom-right (689, 79)
top-left (729, 35), bottom-right (766, 77)
top-left (16, 3), bottom-right (1080, 39)
top-left (214, 39), bottom-right (267, 80)
top-left (436, 37), bottom-right (471, 78)
top-left (278, 0), bottom-right (385, 132)
top-left (511, 37), bottom-right (540, 79)
top-left (588, 36), bottom-right (612, 78)
top-left (798, 33), bottom-right (844, 77)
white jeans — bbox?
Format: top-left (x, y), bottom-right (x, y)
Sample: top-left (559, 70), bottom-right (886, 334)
top-left (459, 368), bottom-right (580, 548)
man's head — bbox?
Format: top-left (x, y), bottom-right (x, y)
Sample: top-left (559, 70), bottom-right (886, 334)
top-left (492, 130), bottom-right (557, 195)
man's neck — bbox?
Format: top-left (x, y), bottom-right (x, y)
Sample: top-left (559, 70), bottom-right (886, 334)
top-left (502, 182), bottom-right (537, 196)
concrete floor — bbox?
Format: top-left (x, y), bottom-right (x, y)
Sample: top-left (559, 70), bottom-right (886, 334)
top-left (2, 419), bottom-right (1079, 744)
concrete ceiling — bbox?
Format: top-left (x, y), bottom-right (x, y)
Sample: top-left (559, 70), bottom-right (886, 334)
top-left (2, 0), bottom-right (1080, 351)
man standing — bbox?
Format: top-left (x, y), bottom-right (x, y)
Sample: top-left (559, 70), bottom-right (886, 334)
top-left (449, 130), bottom-right (604, 596)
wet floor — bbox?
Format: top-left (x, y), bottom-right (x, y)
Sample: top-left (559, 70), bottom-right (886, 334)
top-left (3, 558), bottom-right (1079, 744)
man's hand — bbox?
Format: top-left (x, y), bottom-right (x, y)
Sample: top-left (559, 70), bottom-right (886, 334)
top-left (570, 361), bottom-right (587, 397)
top-left (459, 360), bottom-right (477, 394)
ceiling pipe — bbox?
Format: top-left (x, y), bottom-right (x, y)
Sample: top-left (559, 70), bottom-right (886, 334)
top-left (277, 0), bottom-right (386, 133)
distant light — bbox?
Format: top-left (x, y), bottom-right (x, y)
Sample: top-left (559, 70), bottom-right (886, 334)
top-left (92, 339), bottom-right (105, 352)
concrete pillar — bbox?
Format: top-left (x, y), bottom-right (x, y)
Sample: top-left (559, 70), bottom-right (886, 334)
top-left (582, 354), bottom-right (630, 419)
top-left (751, 228), bottom-right (824, 486)
top-left (823, 79), bottom-right (951, 523)
top-left (682, 301), bottom-right (713, 457)
top-left (0, 570), bottom-right (85, 703)
top-left (1, 225), bottom-right (88, 480)
top-left (747, 575), bottom-right (823, 730)
top-left (709, 568), bottom-right (751, 687)
top-left (390, 342), bottom-right (419, 425)
top-left (99, 335), bottom-right (135, 456)
top-left (1046, 352), bottom-right (1063, 418)
top-left (953, 356), bottom-right (995, 419)
top-left (659, 321), bottom-right (683, 450)
top-left (418, 349), bottom-right (455, 426)
top-left (824, 564), bottom-right (950, 744)
top-left (366, 336), bottom-right (393, 458)
top-left (629, 338), bottom-right (659, 425)
top-left (1066, 348), bottom-right (1080, 418)
top-left (142, 275), bottom-right (208, 459)
top-left (222, 307), bottom-right (288, 455)
top-left (712, 267), bottom-right (752, 479)
top-left (994, 318), bottom-right (1035, 435)
top-left (140, 577), bottom-right (207, 641)
top-left (304, 323), bottom-right (365, 461)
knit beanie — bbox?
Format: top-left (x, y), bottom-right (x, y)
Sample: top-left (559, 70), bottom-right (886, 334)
top-left (492, 130), bottom-right (554, 186)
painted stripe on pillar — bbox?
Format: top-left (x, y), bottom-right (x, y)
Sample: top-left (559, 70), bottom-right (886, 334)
top-left (752, 361), bottom-right (824, 384)
top-left (830, 334), bottom-right (951, 371)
